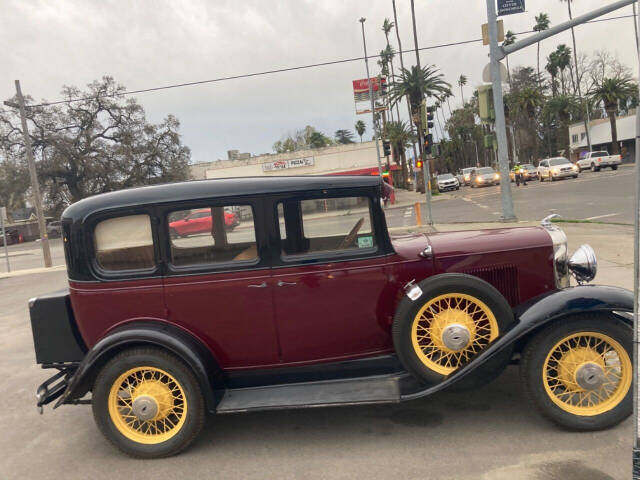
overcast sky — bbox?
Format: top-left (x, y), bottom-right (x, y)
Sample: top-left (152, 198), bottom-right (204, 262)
top-left (1, 0), bottom-right (636, 164)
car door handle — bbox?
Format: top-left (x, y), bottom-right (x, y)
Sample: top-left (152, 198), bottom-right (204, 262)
top-left (248, 282), bottom-right (267, 288)
top-left (277, 281), bottom-right (297, 287)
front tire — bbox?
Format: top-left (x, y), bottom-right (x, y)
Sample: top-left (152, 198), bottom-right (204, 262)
top-left (392, 274), bottom-right (513, 385)
top-left (92, 347), bottom-right (206, 458)
top-left (520, 314), bottom-right (632, 431)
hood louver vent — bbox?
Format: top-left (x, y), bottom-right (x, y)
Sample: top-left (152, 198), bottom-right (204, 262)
top-left (463, 265), bottom-right (520, 306)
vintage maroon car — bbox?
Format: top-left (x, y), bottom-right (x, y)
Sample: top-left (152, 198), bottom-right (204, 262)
top-left (30, 176), bottom-right (633, 458)
top-left (168, 207), bottom-right (239, 237)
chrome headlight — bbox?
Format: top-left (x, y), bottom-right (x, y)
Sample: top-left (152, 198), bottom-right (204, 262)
top-left (568, 244), bottom-right (597, 284)
top-left (541, 215), bottom-right (569, 288)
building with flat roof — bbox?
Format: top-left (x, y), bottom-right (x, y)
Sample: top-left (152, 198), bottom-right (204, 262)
top-left (190, 141), bottom-right (400, 181)
top-left (569, 112), bottom-right (636, 162)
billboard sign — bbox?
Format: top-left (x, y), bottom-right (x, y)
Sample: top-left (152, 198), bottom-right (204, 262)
top-left (353, 77), bottom-right (388, 115)
top-left (262, 156), bottom-right (314, 172)
top-left (497, 0), bottom-right (525, 16)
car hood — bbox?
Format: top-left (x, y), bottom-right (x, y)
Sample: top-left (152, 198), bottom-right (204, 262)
top-left (391, 226), bottom-right (552, 261)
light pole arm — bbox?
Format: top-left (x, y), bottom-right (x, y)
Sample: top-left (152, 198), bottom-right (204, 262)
top-left (500, 0), bottom-right (636, 59)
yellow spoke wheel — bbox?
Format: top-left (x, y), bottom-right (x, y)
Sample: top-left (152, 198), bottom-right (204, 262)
top-left (108, 366), bottom-right (188, 444)
top-left (411, 293), bottom-right (499, 375)
top-left (542, 332), bottom-right (631, 416)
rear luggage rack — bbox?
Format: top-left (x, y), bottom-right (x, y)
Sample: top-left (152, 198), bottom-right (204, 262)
top-left (36, 366), bottom-right (79, 414)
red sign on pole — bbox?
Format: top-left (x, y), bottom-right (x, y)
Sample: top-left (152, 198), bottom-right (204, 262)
top-left (352, 77), bottom-right (387, 114)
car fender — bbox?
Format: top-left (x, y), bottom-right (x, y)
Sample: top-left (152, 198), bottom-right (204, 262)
top-left (55, 321), bottom-right (222, 412)
top-left (400, 285), bottom-right (633, 400)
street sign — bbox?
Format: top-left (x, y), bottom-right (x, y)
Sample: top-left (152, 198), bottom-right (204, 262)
top-left (352, 77), bottom-right (387, 115)
top-left (497, 0), bottom-right (525, 16)
top-left (482, 20), bottom-right (504, 45)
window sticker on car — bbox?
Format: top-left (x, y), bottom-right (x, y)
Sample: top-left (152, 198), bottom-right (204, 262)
top-left (358, 235), bottom-right (373, 248)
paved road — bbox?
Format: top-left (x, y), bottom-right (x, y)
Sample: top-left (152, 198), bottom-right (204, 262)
top-left (385, 165), bottom-right (635, 228)
top-left (0, 269), bottom-right (632, 480)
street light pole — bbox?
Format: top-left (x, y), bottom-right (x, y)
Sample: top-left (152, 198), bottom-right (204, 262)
top-left (485, 0), bottom-right (516, 222)
top-left (409, 0), bottom-right (433, 225)
top-left (10, 80), bottom-right (52, 268)
top-left (359, 18), bottom-right (384, 181)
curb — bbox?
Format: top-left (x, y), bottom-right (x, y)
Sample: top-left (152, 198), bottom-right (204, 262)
top-left (0, 264), bottom-right (65, 279)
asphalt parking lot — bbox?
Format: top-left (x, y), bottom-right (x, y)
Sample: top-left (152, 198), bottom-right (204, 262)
top-left (0, 220), bottom-right (635, 480)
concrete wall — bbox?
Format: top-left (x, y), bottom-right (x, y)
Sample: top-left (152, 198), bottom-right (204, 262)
top-left (189, 141), bottom-right (380, 180)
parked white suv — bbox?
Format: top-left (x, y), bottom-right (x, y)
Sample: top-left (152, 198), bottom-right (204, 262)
top-left (576, 150), bottom-right (622, 172)
top-left (538, 157), bottom-right (578, 182)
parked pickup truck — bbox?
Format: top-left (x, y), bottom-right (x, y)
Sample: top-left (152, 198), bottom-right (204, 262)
top-left (576, 150), bottom-right (622, 172)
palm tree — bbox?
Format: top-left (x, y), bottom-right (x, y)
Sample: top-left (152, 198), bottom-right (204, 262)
top-left (384, 120), bottom-right (415, 187)
top-left (502, 31), bottom-right (516, 87)
top-left (544, 94), bottom-right (580, 157)
top-left (392, 0), bottom-right (419, 168)
top-left (335, 129), bottom-right (355, 144)
top-left (533, 13), bottom-right (551, 81)
top-left (458, 75), bottom-right (468, 106)
top-left (354, 120), bottom-right (366, 142)
top-left (553, 44), bottom-right (572, 95)
top-left (390, 65), bottom-right (452, 117)
top-left (516, 86), bottom-right (545, 161)
top-left (589, 76), bottom-right (637, 154)
top-left (382, 18), bottom-right (401, 121)
top-left (546, 53), bottom-right (560, 97)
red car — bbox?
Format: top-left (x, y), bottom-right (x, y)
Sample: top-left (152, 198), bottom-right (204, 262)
top-left (169, 208), bottom-right (239, 237)
top-left (30, 176), bottom-right (632, 458)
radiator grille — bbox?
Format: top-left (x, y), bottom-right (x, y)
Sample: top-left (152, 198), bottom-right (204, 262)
top-left (463, 264), bottom-right (520, 306)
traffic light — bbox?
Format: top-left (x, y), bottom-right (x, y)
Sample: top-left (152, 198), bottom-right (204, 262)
top-left (424, 133), bottom-right (433, 155)
top-left (478, 84), bottom-right (495, 122)
top-left (416, 159), bottom-right (423, 169)
top-left (426, 106), bottom-right (435, 129)
top-left (382, 139), bottom-right (391, 156)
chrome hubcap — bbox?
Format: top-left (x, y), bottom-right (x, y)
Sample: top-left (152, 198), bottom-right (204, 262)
top-left (575, 362), bottom-right (606, 391)
top-left (441, 324), bottom-right (471, 351)
top-left (131, 395), bottom-right (159, 421)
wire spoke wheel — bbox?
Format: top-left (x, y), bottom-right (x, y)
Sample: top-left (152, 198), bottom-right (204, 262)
top-left (411, 293), bottom-right (499, 375)
top-left (543, 332), bottom-right (631, 416)
top-left (108, 366), bottom-right (188, 444)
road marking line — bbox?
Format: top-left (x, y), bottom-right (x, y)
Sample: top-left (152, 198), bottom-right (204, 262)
top-left (583, 213), bottom-right (620, 221)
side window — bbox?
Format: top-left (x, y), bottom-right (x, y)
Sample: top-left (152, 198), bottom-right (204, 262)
top-left (94, 214), bottom-right (155, 271)
top-left (277, 196), bottom-right (376, 258)
top-left (167, 205), bottom-right (257, 267)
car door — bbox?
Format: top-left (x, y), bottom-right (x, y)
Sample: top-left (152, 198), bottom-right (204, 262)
top-left (538, 160), bottom-right (548, 177)
top-left (270, 193), bottom-right (392, 364)
top-left (161, 200), bottom-right (280, 369)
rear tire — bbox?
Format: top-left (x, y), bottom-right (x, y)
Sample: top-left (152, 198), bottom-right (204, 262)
top-left (92, 347), bottom-right (206, 458)
top-left (520, 314), bottom-right (632, 431)
top-left (612, 165), bottom-right (618, 171)
top-left (392, 274), bottom-right (513, 385)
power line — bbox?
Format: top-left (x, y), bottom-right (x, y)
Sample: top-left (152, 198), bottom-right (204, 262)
top-left (1, 12), bottom-right (636, 111)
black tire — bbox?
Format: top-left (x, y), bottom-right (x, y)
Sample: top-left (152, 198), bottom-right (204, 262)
top-left (520, 314), bottom-right (632, 431)
top-left (573, 174), bottom-right (578, 179)
top-left (612, 165), bottom-right (618, 171)
top-left (392, 273), bottom-right (514, 385)
top-left (92, 347), bottom-right (206, 458)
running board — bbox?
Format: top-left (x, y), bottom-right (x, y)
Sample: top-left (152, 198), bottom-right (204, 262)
top-left (216, 373), bottom-right (412, 413)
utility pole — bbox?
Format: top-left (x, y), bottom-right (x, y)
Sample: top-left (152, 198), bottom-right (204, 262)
top-left (10, 80), bottom-right (52, 267)
top-left (392, 0), bottom-right (420, 191)
top-left (410, 0), bottom-right (433, 225)
top-left (566, 0), bottom-right (592, 154)
top-left (485, 0), bottom-right (516, 222)
top-left (633, 3), bottom-right (640, 477)
top-left (359, 18), bottom-right (384, 182)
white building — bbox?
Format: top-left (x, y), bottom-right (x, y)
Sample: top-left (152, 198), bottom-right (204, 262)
top-left (569, 112), bottom-right (636, 162)
top-left (190, 141), bottom-right (400, 180)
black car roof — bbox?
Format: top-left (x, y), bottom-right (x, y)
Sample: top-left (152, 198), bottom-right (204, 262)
top-left (62, 175), bottom-right (382, 222)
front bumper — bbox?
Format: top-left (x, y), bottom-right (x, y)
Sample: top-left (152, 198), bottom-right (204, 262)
top-left (438, 183), bottom-right (458, 191)
top-left (551, 170), bottom-right (578, 179)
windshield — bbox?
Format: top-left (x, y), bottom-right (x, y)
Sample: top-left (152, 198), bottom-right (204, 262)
top-left (438, 174), bottom-right (454, 180)
top-left (591, 151), bottom-right (609, 158)
top-left (462, 168), bottom-right (474, 174)
top-left (523, 164), bottom-right (535, 170)
top-left (549, 158), bottom-right (569, 166)
top-left (476, 167), bottom-right (494, 174)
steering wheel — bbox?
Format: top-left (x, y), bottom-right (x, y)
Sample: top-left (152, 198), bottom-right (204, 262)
top-left (338, 217), bottom-right (365, 249)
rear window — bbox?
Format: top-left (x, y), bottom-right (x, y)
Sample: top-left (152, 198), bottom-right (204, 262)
top-left (94, 214), bottom-right (155, 271)
top-left (591, 151), bottom-right (608, 158)
top-left (549, 158), bottom-right (569, 166)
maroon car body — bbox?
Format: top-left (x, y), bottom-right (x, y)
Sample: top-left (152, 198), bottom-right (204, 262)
top-left (29, 175), bottom-right (633, 458)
